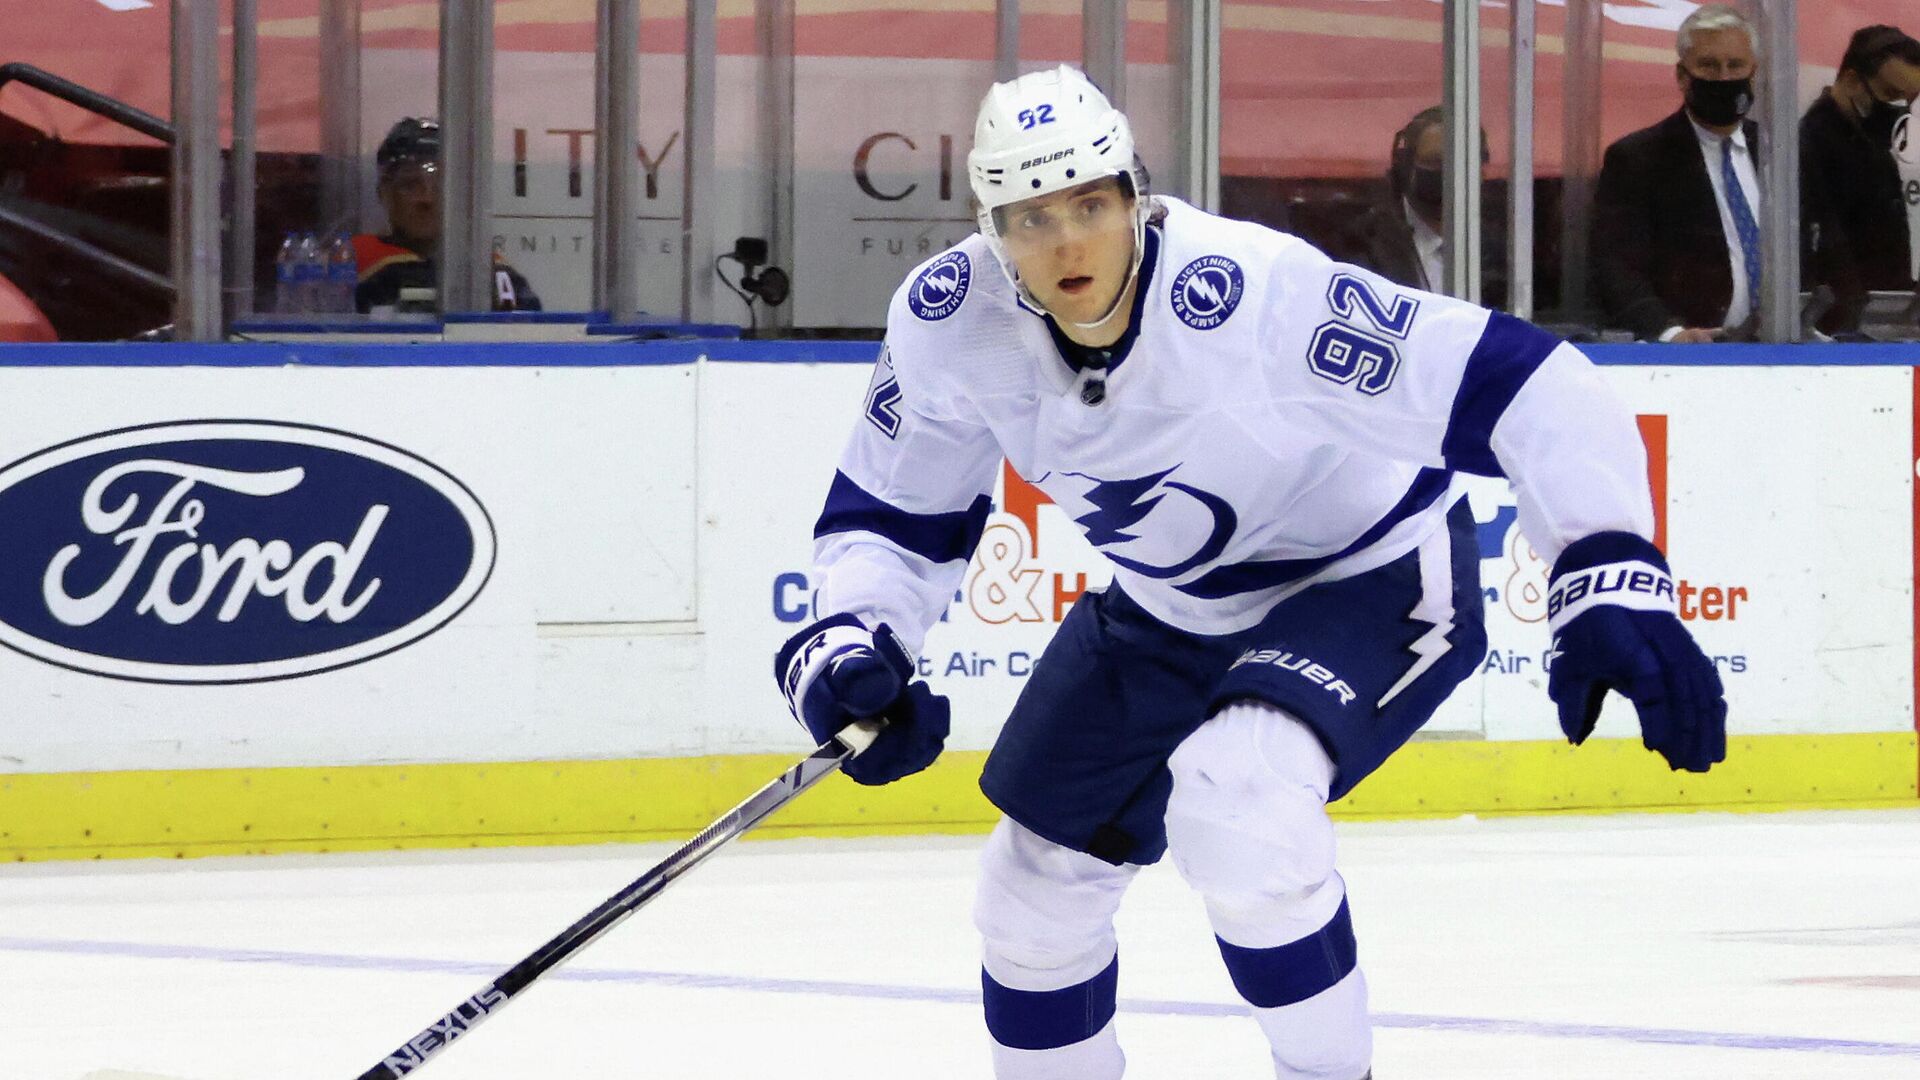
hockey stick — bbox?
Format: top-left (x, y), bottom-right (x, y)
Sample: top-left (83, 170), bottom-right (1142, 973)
top-left (351, 722), bottom-right (880, 1080)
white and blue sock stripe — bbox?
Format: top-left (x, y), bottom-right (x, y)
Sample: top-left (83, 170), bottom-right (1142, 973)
top-left (982, 955), bottom-right (1121, 1051)
top-left (1214, 896), bottom-right (1358, 1009)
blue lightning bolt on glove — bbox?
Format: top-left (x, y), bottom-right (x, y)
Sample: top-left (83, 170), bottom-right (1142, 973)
top-left (774, 614), bottom-right (951, 786)
top-left (1545, 532), bottom-right (1728, 773)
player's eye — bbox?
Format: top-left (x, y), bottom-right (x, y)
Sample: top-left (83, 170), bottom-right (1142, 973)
top-left (1017, 211), bottom-right (1050, 232)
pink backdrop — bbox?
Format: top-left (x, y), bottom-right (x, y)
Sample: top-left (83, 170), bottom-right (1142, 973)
top-left (1, 1), bottom-right (1909, 176)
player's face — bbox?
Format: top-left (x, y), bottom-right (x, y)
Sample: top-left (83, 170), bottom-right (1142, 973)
top-left (380, 163), bottom-right (442, 244)
top-left (997, 179), bottom-right (1136, 325)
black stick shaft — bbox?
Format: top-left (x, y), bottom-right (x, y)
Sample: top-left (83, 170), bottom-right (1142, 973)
top-left (353, 738), bottom-right (854, 1080)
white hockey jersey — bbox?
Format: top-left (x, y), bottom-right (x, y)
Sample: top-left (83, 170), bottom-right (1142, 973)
top-left (812, 197), bottom-right (1652, 650)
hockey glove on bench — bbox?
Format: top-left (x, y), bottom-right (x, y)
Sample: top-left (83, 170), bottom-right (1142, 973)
top-left (1546, 532), bottom-right (1727, 773)
top-left (776, 614), bottom-right (951, 786)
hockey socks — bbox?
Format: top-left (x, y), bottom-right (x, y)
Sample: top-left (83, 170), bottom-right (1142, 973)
top-left (1215, 898), bottom-right (1372, 1080)
top-left (983, 957), bottom-right (1125, 1079)
top-left (1215, 895), bottom-right (1357, 1007)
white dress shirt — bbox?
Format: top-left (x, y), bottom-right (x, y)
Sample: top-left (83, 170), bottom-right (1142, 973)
top-left (1679, 116), bottom-right (1763, 337)
top-left (1403, 198), bottom-right (1445, 294)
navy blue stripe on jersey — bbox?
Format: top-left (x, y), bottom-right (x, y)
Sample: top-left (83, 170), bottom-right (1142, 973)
top-left (814, 470), bottom-right (992, 564)
top-left (1215, 896), bottom-right (1358, 1008)
top-left (1440, 311), bottom-right (1561, 477)
top-left (982, 956), bottom-right (1120, 1050)
top-left (1173, 467), bottom-right (1451, 599)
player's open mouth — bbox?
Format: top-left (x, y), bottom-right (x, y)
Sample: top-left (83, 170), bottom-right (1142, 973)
top-left (1058, 276), bottom-right (1094, 295)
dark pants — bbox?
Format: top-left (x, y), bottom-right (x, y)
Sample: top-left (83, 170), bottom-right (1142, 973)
top-left (980, 499), bottom-right (1487, 865)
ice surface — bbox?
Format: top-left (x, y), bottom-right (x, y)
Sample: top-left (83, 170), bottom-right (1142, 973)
top-left (5, 809), bottom-right (1917, 1079)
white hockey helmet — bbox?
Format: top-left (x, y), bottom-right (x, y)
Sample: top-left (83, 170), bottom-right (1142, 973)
top-left (967, 66), bottom-right (1151, 323)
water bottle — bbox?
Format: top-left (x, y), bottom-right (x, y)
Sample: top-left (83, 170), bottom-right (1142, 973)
top-left (326, 233), bottom-right (358, 314)
top-left (273, 233), bottom-right (300, 314)
top-left (294, 232), bottom-right (323, 315)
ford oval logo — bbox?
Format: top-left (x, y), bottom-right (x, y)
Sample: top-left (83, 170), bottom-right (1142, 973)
top-left (0, 420), bottom-right (496, 683)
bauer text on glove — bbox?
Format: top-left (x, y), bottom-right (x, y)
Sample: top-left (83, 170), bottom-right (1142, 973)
top-left (1544, 532), bottom-right (1728, 773)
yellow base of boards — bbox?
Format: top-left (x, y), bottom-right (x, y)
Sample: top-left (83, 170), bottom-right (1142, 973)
top-left (4, 731), bottom-right (1914, 862)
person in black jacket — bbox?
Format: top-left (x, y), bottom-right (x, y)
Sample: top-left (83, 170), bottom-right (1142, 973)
top-left (1333, 107), bottom-right (1507, 309)
top-left (1802, 25), bottom-right (1920, 335)
top-left (1592, 5), bottom-right (1762, 342)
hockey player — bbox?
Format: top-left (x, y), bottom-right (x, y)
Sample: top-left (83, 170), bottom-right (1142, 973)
top-left (352, 118), bottom-right (543, 314)
top-left (774, 67), bottom-right (1726, 1079)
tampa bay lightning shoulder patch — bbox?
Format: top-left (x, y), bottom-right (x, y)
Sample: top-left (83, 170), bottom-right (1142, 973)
top-left (1170, 255), bottom-right (1244, 330)
top-left (908, 251), bottom-right (971, 321)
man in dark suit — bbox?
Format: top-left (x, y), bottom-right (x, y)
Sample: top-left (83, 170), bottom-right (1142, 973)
top-left (1334, 107), bottom-right (1507, 309)
top-left (1593, 4), bottom-right (1762, 343)
top-left (1802, 25), bottom-right (1920, 335)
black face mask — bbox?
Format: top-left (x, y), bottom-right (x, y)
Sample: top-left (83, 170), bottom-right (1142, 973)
top-left (1684, 73), bottom-right (1754, 127)
top-left (1408, 165), bottom-right (1444, 218)
top-left (1861, 91), bottom-right (1909, 149)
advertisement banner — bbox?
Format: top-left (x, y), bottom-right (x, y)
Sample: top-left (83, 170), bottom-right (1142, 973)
top-left (0, 362), bottom-right (699, 773)
top-left (3, 353), bottom-right (1909, 778)
top-left (708, 360), bottom-right (1915, 756)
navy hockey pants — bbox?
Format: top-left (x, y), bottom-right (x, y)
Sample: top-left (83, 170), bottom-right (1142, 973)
top-left (978, 498), bottom-right (1488, 866)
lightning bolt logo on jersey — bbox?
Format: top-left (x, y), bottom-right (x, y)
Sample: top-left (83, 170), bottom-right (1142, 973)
top-left (1067, 468), bottom-right (1237, 581)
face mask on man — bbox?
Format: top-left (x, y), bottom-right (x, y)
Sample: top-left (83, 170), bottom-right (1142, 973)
top-left (1859, 88), bottom-right (1910, 149)
top-left (1684, 73), bottom-right (1754, 127)
top-left (1408, 165), bottom-right (1444, 219)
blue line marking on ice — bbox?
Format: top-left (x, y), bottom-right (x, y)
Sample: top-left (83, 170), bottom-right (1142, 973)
top-left (3, 936), bottom-right (1916, 1058)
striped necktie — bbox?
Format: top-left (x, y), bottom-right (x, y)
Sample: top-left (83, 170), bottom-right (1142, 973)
top-left (1721, 136), bottom-right (1762, 318)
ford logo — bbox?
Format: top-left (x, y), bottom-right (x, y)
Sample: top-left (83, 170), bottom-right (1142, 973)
top-left (0, 420), bottom-right (496, 683)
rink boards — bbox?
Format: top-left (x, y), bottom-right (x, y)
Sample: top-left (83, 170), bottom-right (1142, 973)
top-left (0, 341), bottom-right (1915, 860)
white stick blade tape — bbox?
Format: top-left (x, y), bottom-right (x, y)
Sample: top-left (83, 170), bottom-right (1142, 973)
top-left (836, 719), bottom-right (883, 755)
top-left (78, 1071), bottom-right (208, 1080)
